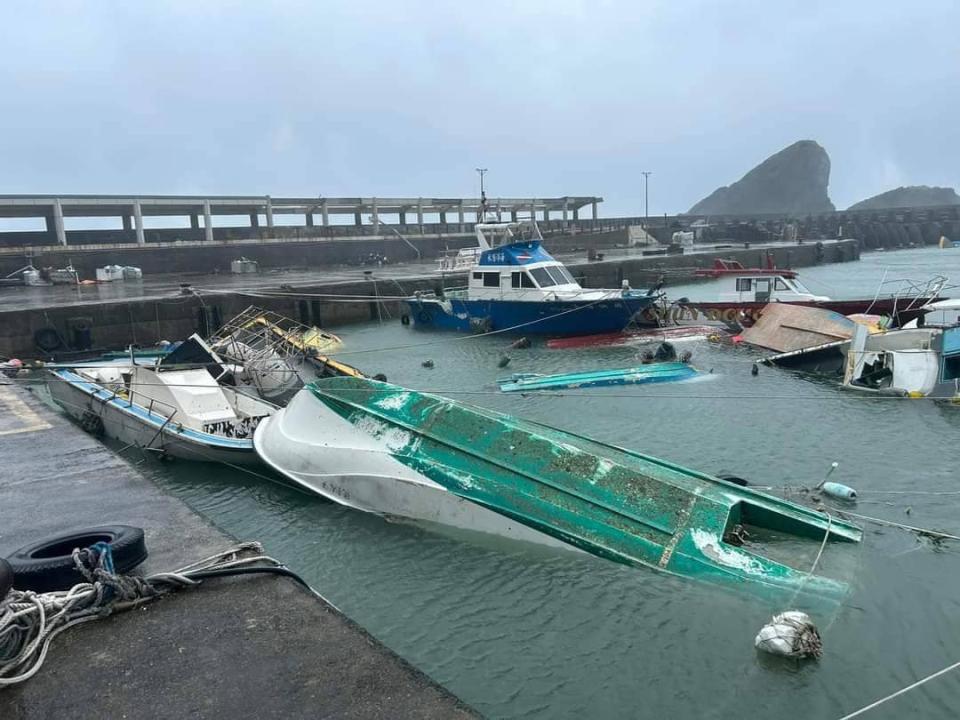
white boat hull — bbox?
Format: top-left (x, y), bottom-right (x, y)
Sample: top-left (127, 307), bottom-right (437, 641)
top-left (48, 373), bottom-right (259, 465)
top-left (253, 392), bottom-right (574, 550)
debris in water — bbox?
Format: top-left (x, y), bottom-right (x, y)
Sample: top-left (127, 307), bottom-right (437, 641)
top-left (498, 355), bottom-right (511, 368)
top-left (751, 363), bottom-right (759, 376)
top-left (421, 360), bottom-right (435, 369)
top-left (755, 611), bottom-right (822, 659)
top-left (510, 337), bottom-right (531, 349)
top-left (820, 482), bottom-right (857, 501)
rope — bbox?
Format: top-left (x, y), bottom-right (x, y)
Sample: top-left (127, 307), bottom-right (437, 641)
top-left (0, 541), bottom-right (300, 687)
top-left (837, 658), bottom-right (960, 719)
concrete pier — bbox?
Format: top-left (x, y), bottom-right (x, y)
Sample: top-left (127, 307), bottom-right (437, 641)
top-left (0, 238), bottom-right (860, 359)
top-left (0, 383), bottom-right (476, 719)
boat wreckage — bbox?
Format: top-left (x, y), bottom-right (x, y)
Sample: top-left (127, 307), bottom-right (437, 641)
top-left (255, 377), bottom-right (862, 598)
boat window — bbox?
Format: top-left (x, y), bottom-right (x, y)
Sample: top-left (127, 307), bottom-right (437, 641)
top-left (472, 272), bottom-right (482, 280)
top-left (557, 266), bottom-right (577, 284)
top-left (512, 272), bottom-right (536, 288)
top-left (775, 278), bottom-right (790, 291)
top-left (943, 354), bottom-right (960, 382)
top-left (545, 266), bottom-right (569, 285)
top-left (482, 272), bottom-right (501, 287)
top-left (529, 267), bottom-right (557, 287)
top-left (736, 278), bottom-right (752, 292)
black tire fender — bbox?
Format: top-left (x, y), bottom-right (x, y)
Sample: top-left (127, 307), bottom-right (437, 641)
top-left (0, 558), bottom-right (13, 601)
top-left (6, 525), bottom-right (148, 592)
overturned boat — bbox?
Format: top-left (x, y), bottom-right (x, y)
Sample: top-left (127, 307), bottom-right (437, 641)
top-left (47, 339), bottom-right (276, 463)
top-left (255, 377), bottom-right (861, 597)
top-left (498, 361), bottom-right (697, 393)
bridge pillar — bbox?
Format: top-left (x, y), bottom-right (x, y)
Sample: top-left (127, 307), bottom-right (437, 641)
top-left (531, 199), bottom-right (538, 222)
top-left (372, 198), bottom-right (379, 232)
top-left (458, 201), bottom-right (464, 232)
top-left (440, 210), bottom-right (447, 225)
top-left (122, 214), bottom-right (132, 231)
top-left (249, 213), bottom-right (260, 228)
top-left (543, 208), bottom-right (550, 222)
top-left (321, 199), bottom-right (329, 226)
top-left (133, 200), bottom-right (145, 246)
top-left (203, 201), bottom-right (213, 242)
top-left (265, 196), bottom-right (274, 228)
top-left (190, 213), bottom-right (199, 230)
top-left (354, 210), bottom-right (361, 226)
top-left (398, 210), bottom-right (406, 225)
top-left (305, 212), bottom-right (314, 227)
top-left (52, 199), bottom-right (66, 246)
top-left (417, 198), bottom-right (423, 233)
top-left (573, 207), bottom-right (579, 221)
top-left (563, 199), bottom-right (569, 225)
top-left (591, 201), bottom-right (598, 220)
top-left (511, 210), bottom-right (518, 222)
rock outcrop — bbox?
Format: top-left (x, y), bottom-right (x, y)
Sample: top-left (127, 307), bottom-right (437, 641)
top-left (847, 186), bottom-right (960, 211)
top-left (688, 140), bottom-right (835, 216)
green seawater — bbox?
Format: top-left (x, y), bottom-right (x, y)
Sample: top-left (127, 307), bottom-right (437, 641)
top-left (119, 248), bottom-right (960, 718)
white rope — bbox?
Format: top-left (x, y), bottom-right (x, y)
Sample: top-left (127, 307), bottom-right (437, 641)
top-left (0, 542), bottom-right (292, 686)
top-left (837, 658), bottom-right (960, 719)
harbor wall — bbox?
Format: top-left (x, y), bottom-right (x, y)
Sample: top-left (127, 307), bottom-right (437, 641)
top-left (0, 239), bottom-right (859, 359)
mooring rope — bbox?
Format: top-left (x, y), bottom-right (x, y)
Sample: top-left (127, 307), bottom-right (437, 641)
top-left (0, 541), bottom-right (304, 687)
top-left (837, 658), bottom-right (960, 719)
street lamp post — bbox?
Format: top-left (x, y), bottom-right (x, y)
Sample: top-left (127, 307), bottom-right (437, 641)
top-left (641, 171), bottom-right (651, 227)
top-left (475, 167), bottom-right (488, 220)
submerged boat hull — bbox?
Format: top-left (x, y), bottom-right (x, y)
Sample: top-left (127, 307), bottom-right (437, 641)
top-left (406, 295), bottom-right (660, 335)
top-left (686, 298), bottom-right (937, 328)
top-left (48, 371), bottom-right (260, 464)
top-left (255, 377), bottom-right (861, 598)
top-left (546, 325), bottom-right (723, 349)
top-left (499, 362), bottom-right (697, 392)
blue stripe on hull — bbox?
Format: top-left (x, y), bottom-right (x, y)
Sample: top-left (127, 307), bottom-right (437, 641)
top-left (405, 297), bottom-right (659, 335)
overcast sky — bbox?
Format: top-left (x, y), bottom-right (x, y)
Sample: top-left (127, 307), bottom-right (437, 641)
top-left (1, 1), bottom-right (958, 216)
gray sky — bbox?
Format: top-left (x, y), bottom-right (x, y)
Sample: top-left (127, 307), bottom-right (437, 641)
top-left (2, 1), bottom-right (958, 216)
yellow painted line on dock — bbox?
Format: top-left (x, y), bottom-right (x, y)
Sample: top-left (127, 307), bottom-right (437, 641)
top-left (0, 385), bottom-right (52, 436)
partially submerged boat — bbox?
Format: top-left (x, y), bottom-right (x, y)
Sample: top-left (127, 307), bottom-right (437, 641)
top-left (498, 362), bottom-right (697, 393)
top-left (842, 323), bottom-right (960, 398)
top-left (546, 324), bottom-right (723, 350)
top-left (684, 258), bottom-right (944, 328)
top-left (255, 377), bottom-right (861, 598)
top-left (47, 339), bottom-right (276, 463)
top-left (406, 220), bottom-right (664, 336)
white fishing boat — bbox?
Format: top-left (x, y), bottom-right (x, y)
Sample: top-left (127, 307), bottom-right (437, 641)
top-left (47, 337), bottom-right (276, 463)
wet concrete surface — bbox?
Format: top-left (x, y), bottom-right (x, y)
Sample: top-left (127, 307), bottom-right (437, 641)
top-left (0, 383), bottom-right (477, 719)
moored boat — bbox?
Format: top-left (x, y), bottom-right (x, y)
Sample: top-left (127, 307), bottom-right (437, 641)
top-left (254, 376), bottom-right (861, 598)
top-left (47, 343), bottom-right (277, 463)
top-left (406, 220), bottom-right (664, 336)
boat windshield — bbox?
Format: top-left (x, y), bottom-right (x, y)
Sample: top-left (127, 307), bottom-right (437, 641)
top-left (530, 264), bottom-right (576, 288)
top-left (788, 278), bottom-right (813, 294)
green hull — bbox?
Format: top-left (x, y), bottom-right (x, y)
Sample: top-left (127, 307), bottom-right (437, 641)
top-left (308, 377), bottom-right (861, 598)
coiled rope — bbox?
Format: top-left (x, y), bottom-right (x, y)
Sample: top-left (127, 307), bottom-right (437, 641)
top-left (0, 540), bottom-right (304, 687)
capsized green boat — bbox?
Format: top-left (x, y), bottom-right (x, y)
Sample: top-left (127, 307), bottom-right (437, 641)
top-left (254, 376), bottom-right (861, 599)
top-left (499, 361), bottom-right (698, 393)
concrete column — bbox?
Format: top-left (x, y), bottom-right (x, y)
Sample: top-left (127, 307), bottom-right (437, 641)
top-left (52, 199), bottom-right (67, 246)
top-left (305, 212), bottom-right (314, 227)
top-left (398, 210), bottom-right (406, 225)
top-left (190, 213), bottom-right (199, 229)
top-left (354, 210), bottom-right (362, 226)
top-left (372, 197), bottom-right (379, 233)
top-left (458, 201), bottom-right (465, 232)
top-left (511, 210), bottom-right (518, 222)
top-left (592, 201), bottom-right (598, 220)
top-left (543, 208), bottom-right (550, 222)
top-left (563, 199), bottom-right (569, 224)
top-left (250, 213), bottom-right (260, 227)
top-left (417, 199), bottom-right (424, 233)
top-left (531, 200), bottom-right (538, 222)
top-left (122, 215), bottom-right (132, 231)
top-left (440, 210), bottom-right (447, 225)
top-left (321, 199), bottom-right (329, 226)
top-left (265, 196), bottom-right (274, 228)
top-left (497, 200), bottom-right (502, 222)
top-left (573, 207), bottom-right (580, 221)
top-left (133, 200), bottom-right (145, 246)
top-left (203, 200), bottom-right (213, 243)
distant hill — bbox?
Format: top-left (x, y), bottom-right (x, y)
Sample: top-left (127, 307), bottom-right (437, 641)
top-left (688, 140), bottom-right (835, 216)
top-left (847, 186), bottom-right (960, 211)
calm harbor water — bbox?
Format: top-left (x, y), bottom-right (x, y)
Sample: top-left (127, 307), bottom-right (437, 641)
top-left (90, 248), bottom-right (960, 718)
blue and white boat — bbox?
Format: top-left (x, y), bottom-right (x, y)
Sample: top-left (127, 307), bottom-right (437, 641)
top-left (407, 221), bottom-right (664, 335)
top-left (46, 336), bottom-right (277, 464)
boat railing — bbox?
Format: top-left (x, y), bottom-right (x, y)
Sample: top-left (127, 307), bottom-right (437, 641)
top-left (124, 387), bottom-right (179, 422)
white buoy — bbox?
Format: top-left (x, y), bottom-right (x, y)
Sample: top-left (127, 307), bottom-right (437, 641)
top-left (755, 611), bottom-right (823, 658)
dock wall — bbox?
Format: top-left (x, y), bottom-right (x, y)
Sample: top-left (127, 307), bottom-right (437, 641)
top-left (0, 240), bottom-right (858, 360)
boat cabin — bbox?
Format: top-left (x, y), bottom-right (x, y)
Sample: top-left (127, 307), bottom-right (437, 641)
top-left (694, 257), bottom-right (828, 303)
top-left (467, 241), bottom-right (583, 300)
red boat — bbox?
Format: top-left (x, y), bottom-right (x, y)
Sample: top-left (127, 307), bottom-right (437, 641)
top-left (547, 325), bottom-right (725, 349)
top-left (683, 258), bottom-right (944, 328)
